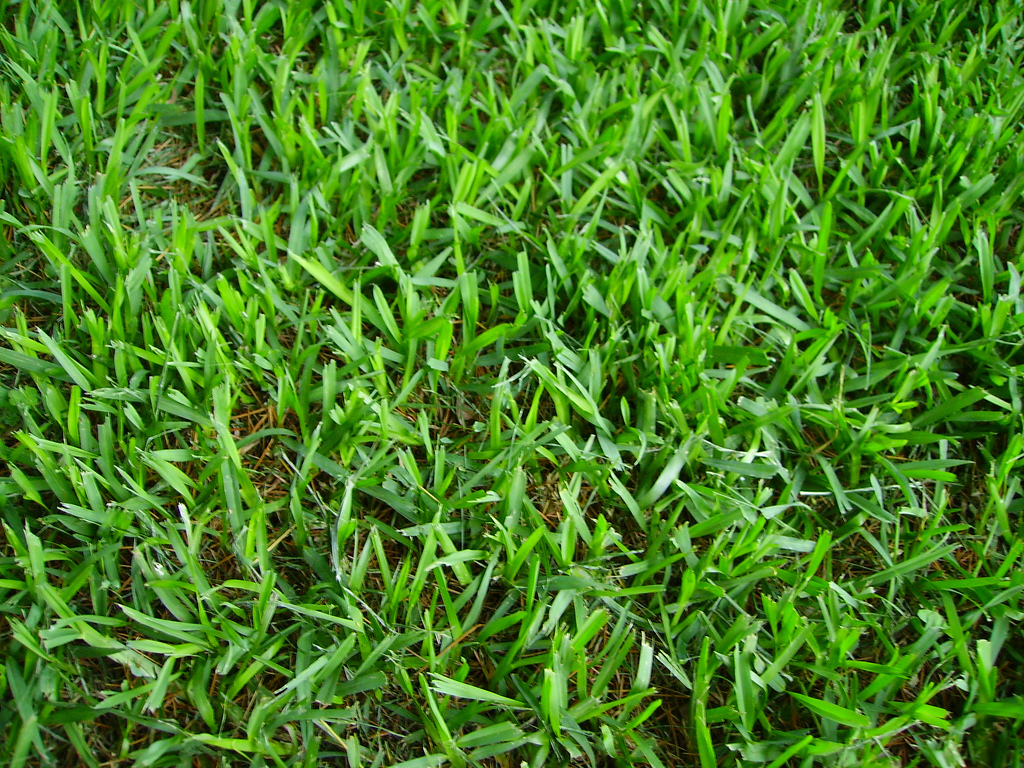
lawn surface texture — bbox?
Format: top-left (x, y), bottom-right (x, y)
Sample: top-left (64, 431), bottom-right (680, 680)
top-left (2, 0), bottom-right (1024, 766)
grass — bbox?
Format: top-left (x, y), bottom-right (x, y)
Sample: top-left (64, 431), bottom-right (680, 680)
top-left (1, 0), bottom-right (1024, 765)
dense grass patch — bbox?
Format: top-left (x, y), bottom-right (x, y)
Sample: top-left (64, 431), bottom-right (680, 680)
top-left (2, 0), bottom-right (1024, 765)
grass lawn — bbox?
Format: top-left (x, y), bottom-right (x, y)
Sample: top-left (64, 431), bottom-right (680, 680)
top-left (2, 0), bottom-right (1024, 765)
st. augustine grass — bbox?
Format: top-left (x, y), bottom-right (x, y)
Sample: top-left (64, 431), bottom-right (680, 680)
top-left (2, 0), bottom-right (1024, 765)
